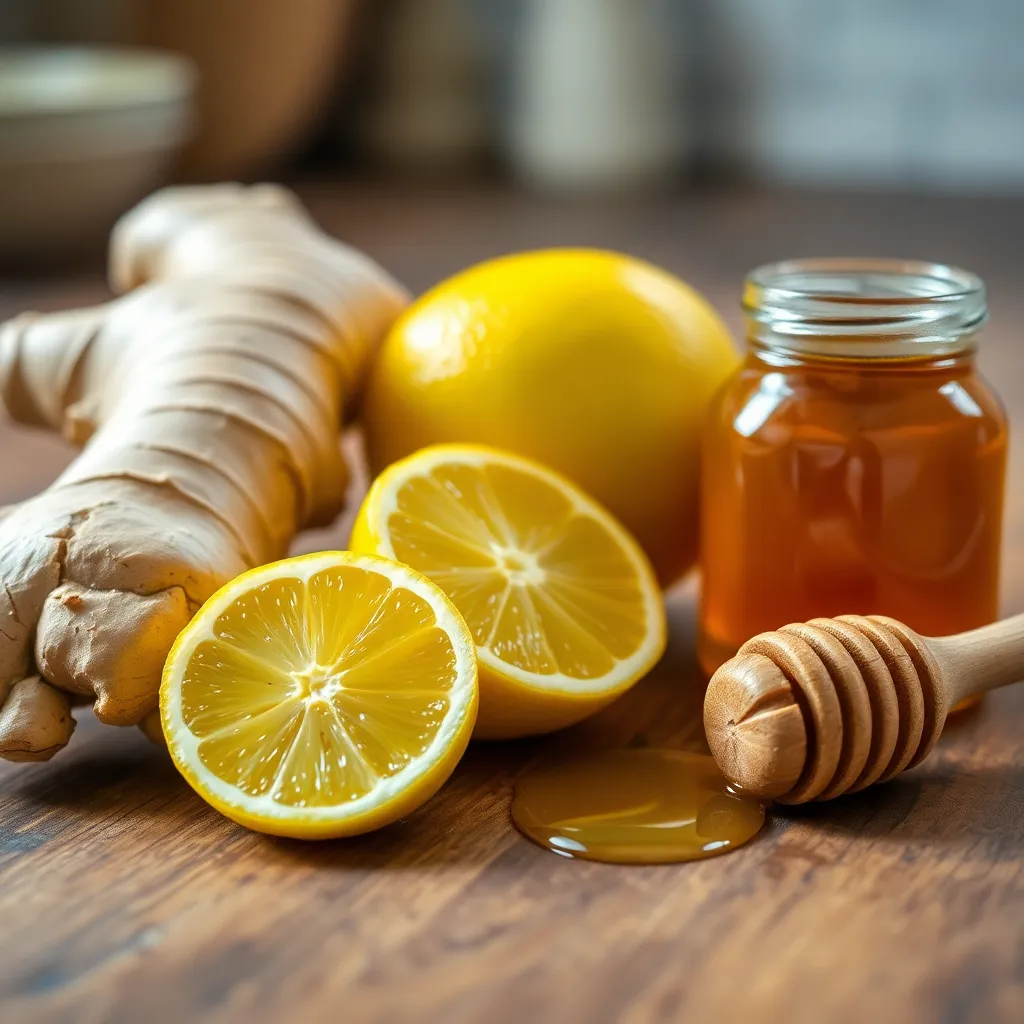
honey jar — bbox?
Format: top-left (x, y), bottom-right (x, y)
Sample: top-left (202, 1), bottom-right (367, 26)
top-left (699, 259), bottom-right (1008, 677)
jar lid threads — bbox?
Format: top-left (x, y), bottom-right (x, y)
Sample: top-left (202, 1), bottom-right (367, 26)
top-left (743, 258), bottom-right (987, 358)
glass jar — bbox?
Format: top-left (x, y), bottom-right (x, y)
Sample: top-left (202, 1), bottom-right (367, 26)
top-left (698, 258), bottom-right (1008, 677)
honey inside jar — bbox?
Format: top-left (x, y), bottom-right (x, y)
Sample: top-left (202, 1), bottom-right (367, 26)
top-left (699, 259), bottom-right (1008, 677)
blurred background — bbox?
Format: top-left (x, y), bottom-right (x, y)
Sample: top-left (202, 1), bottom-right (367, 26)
top-left (2, 0), bottom-right (1024, 266)
top-left (1, 0), bottom-right (1023, 618)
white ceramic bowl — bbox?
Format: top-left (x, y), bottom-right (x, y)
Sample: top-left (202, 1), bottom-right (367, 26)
top-left (0, 47), bottom-right (195, 263)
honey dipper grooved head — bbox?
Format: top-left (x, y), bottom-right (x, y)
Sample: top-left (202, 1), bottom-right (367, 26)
top-left (704, 615), bottom-right (944, 804)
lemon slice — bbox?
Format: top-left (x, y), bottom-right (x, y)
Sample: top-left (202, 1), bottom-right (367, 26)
top-left (160, 551), bottom-right (477, 839)
top-left (351, 445), bottom-right (666, 738)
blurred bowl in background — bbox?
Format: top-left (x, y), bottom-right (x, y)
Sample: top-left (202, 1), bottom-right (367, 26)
top-left (133, 0), bottom-right (357, 180)
top-left (0, 46), bottom-right (194, 264)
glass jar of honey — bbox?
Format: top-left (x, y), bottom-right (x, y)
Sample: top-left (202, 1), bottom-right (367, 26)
top-left (698, 259), bottom-right (1008, 677)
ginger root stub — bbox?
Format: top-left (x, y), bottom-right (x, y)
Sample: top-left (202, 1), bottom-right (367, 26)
top-left (0, 184), bottom-right (408, 761)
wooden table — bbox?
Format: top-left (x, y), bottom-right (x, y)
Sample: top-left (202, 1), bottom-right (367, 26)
top-left (1, 186), bottom-right (1021, 1023)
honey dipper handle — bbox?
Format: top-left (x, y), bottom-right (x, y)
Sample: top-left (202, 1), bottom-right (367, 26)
top-left (928, 613), bottom-right (1024, 704)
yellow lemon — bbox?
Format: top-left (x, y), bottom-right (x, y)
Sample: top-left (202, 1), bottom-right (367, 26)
top-left (160, 551), bottom-right (477, 839)
top-left (361, 249), bottom-right (739, 585)
top-left (350, 445), bottom-right (666, 739)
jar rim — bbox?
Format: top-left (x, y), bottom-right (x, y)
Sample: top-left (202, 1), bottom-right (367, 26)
top-left (743, 258), bottom-right (987, 359)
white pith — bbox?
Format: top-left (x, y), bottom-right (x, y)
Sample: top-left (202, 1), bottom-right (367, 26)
top-left (162, 551), bottom-right (478, 824)
top-left (367, 445), bottom-right (665, 696)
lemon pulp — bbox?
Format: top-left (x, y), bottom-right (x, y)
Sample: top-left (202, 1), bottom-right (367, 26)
top-left (162, 552), bottom-right (477, 838)
top-left (351, 446), bottom-right (665, 738)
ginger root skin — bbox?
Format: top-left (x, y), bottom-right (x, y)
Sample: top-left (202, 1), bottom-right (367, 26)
top-left (0, 183), bottom-right (408, 761)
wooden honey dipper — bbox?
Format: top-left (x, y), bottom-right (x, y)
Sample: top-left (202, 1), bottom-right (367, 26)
top-left (703, 613), bottom-right (1024, 803)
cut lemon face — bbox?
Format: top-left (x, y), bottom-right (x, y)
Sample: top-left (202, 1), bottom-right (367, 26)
top-left (351, 445), bottom-right (666, 738)
top-left (160, 551), bottom-right (477, 839)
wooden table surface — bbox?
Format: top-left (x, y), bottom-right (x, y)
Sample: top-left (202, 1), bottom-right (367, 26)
top-left (0, 185), bottom-right (1021, 1024)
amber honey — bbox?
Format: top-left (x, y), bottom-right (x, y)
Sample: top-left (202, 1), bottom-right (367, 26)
top-left (511, 749), bottom-right (766, 864)
top-left (699, 259), bottom-right (1008, 677)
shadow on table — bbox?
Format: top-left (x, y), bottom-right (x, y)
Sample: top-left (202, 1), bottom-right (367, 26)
top-left (0, 600), bottom-right (719, 874)
top-left (4, 703), bottom-right (1018, 873)
top-left (775, 760), bottom-right (1024, 854)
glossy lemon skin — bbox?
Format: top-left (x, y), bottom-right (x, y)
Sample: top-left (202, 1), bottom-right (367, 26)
top-left (361, 250), bottom-right (739, 586)
top-left (350, 445), bottom-right (667, 739)
top-left (160, 551), bottom-right (478, 840)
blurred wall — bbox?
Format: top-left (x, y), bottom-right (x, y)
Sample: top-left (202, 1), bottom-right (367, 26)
top-left (6, 0), bottom-right (1024, 192)
top-left (682, 0), bottom-right (1024, 189)
top-left (474, 0), bottom-right (1024, 191)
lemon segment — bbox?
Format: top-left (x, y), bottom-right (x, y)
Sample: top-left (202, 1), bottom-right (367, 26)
top-left (161, 551), bottom-right (478, 838)
top-left (350, 445), bottom-right (666, 738)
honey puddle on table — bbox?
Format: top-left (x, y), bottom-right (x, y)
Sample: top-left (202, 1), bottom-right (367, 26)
top-left (511, 748), bottom-right (766, 864)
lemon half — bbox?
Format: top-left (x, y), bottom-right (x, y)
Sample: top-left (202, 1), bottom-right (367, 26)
top-left (351, 445), bottom-right (666, 738)
top-left (160, 551), bottom-right (478, 839)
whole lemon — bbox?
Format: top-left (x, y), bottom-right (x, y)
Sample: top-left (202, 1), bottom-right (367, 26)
top-left (361, 250), bottom-right (739, 585)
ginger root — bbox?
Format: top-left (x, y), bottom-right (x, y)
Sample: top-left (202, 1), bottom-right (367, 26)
top-left (0, 184), bottom-right (407, 760)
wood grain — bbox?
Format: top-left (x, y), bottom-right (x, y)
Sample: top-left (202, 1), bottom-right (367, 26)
top-left (0, 185), bottom-right (1022, 1024)
top-left (934, 614), bottom-right (1024, 702)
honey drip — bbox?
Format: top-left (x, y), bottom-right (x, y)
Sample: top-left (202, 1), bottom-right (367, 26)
top-left (511, 749), bottom-right (766, 864)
